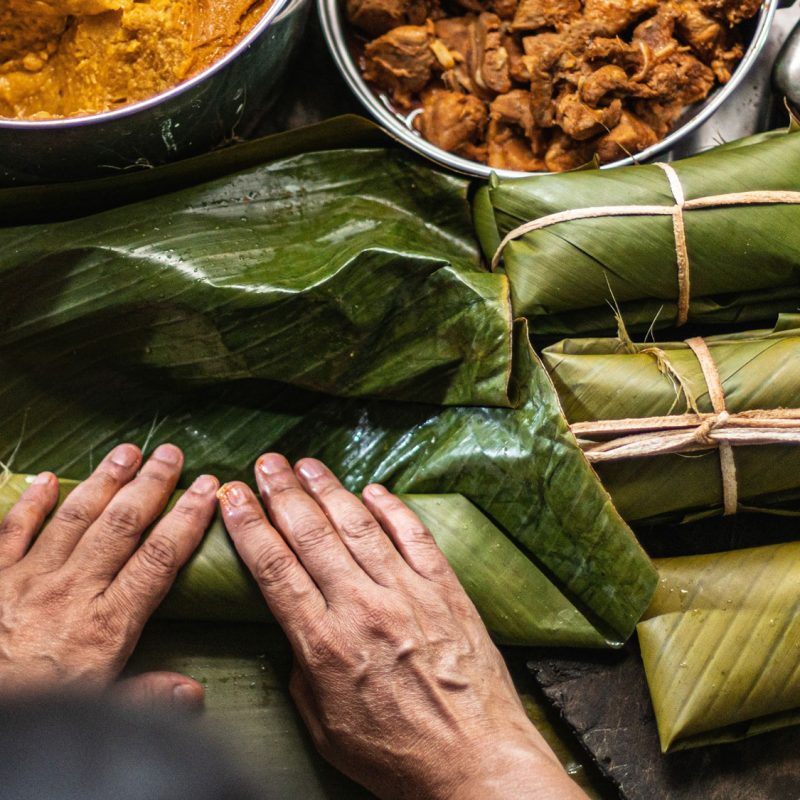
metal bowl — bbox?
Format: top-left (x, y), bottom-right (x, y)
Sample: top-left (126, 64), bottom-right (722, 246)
top-left (0, 0), bottom-right (311, 186)
top-left (319, 0), bottom-right (779, 177)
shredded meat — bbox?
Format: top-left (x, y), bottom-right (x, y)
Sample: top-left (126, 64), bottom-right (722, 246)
top-left (350, 0), bottom-right (761, 171)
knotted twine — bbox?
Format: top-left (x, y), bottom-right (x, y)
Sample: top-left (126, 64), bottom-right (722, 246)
top-left (490, 163), bottom-right (800, 326)
top-left (571, 337), bottom-right (800, 515)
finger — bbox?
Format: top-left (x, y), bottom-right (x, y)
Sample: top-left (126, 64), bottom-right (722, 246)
top-left (218, 481), bottom-right (326, 638)
top-left (27, 443), bottom-right (142, 569)
top-left (67, 444), bottom-right (184, 581)
top-left (255, 454), bottom-right (364, 595)
top-left (102, 474), bottom-right (219, 627)
top-left (0, 472), bottom-right (58, 569)
top-left (362, 485), bottom-right (457, 585)
top-left (295, 458), bottom-right (409, 586)
top-left (115, 671), bottom-right (205, 714)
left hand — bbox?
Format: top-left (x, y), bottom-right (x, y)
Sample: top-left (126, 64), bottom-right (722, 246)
top-left (0, 443), bottom-right (216, 710)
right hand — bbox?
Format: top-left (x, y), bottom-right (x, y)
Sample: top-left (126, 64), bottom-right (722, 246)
top-left (219, 454), bottom-right (588, 800)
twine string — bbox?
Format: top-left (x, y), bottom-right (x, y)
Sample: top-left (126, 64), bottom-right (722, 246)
top-left (571, 340), bottom-right (800, 514)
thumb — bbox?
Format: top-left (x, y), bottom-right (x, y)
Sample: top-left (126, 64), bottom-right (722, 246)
top-left (114, 671), bottom-right (205, 714)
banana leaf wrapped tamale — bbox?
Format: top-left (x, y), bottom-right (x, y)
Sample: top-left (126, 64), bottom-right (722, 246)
top-left (541, 316), bottom-right (800, 523)
top-left (0, 475), bottom-right (611, 648)
top-left (639, 542), bottom-right (800, 752)
top-left (474, 129), bottom-right (800, 337)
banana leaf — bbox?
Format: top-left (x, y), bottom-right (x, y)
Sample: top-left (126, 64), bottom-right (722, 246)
top-left (0, 475), bottom-right (611, 648)
top-left (638, 542), bottom-right (800, 752)
top-left (540, 315), bottom-right (800, 523)
top-left (474, 129), bottom-right (800, 337)
top-left (0, 121), bottom-right (657, 644)
top-left (126, 621), bottom-right (604, 798)
top-left (0, 145), bottom-right (514, 408)
top-left (0, 315), bottom-right (656, 644)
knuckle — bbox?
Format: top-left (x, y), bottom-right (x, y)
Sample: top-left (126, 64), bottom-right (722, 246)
top-left (90, 604), bottom-right (123, 644)
top-left (104, 503), bottom-right (143, 539)
top-left (253, 546), bottom-right (296, 587)
top-left (171, 498), bottom-right (204, 523)
top-left (306, 634), bottom-right (339, 667)
top-left (339, 513), bottom-right (379, 541)
top-left (236, 511), bottom-right (267, 537)
top-left (404, 523), bottom-right (434, 547)
top-left (0, 517), bottom-right (25, 542)
top-left (137, 537), bottom-right (178, 578)
top-left (292, 515), bottom-right (333, 549)
top-left (54, 503), bottom-right (94, 533)
top-left (91, 468), bottom-right (121, 493)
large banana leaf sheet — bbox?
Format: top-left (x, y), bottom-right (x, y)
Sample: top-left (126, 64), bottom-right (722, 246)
top-left (0, 146), bottom-right (512, 408)
top-left (0, 126), bottom-right (656, 644)
top-left (541, 316), bottom-right (800, 522)
top-left (474, 130), bottom-right (800, 336)
top-left (639, 542), bottom-right (800, 752)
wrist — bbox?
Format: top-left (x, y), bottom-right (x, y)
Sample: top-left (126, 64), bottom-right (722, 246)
top-left (443, 736), bottom-right (588, 800)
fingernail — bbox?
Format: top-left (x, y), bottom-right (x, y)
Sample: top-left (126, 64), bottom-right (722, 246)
top-left (173, 684), bottom-right (204, 713)
top-left (218, 484), bottom-right (246, 507)
top-left (110, 444), bottom-right (139, 468)
top-left (297, 459), bottom-right (325, 480)
top-left (32, 472), bottom-right (52, 486)
top-left (258, 453), bottom-right (287, 476)
top-left (190, 475), bottom-right (217, 495)
top-left (364, 484), bottom-right (387, 498)
top-left (152, 444), bottom-right (182, 465)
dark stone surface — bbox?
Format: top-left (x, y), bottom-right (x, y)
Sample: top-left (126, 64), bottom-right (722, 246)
top-left (527, 643), bottom-right (800, 800)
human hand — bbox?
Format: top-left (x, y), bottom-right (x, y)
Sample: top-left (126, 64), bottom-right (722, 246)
top-left (218, 455), bottom-right (589, 800)
top-left (0, 443), bottom-right (217, 711)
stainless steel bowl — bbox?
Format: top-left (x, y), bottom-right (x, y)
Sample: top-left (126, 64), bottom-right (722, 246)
top-left (319, 0), bottom-right (779, 177)
top-left (0, 0), bottom-right (311, 186)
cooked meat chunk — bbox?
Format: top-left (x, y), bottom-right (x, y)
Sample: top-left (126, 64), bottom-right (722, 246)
top-left (582, 0), bottom-right (660, 35)
top-left (491, 0), bottom-right (518, 19)
top-left (645, 52), bottom-right (715, 105)
top-left (580, 64), bottom-right (654, 105)
top-left (710, 33), bottom-right (744, 82)
top-left (504, 33), bottom-right (530, 81)
top-left (511, 0), bottom-right (579, 31)
top-left (348, 0), bottom-right (431, 36)
top-left (363, 24), bottom-right (436, 108)
top-left (488, 121), bottom-right (548, 170)
top-left (695, 0), bottom-right (761, 25)
top-left (633, 98), bottom-right (686, 137)
top-left (475, 13), bottom-right (511, 93)
top-left (545, 131), bottom-right (597, 171)
top-left (595, 110), bottom-right (658, 162)
top-left (521, 32), bottom-right (565, 126)
top-left (416, 89), bottom-right (488, 160)
top-left (632, 5), bottom-right (678, 53)
top-left (491, 88), bottom-right (538, 137)
top-left (557, 91), bottom-right (622, 139)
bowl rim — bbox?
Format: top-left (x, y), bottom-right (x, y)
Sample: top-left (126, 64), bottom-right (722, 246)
top-left (0, 0), bottom-right (296, 130)
top-left (318, 0), bottom-right (779, 178)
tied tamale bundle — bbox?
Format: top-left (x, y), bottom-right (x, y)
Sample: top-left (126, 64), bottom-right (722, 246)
top-left (474, 129), bottom-right (800, 337)
top-left (541, 316), bottom-right (800, 523)
top-left (639, 542), bottom-right (800, 752)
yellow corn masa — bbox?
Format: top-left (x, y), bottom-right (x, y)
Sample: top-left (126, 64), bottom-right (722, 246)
top-left (0, 0), bottom-right (267, 119)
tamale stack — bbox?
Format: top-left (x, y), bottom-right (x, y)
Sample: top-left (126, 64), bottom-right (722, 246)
top-left (475, 129), bottom-right (800, 336)
top-left (640, 542), bottom-right (800, 752)
top-left (541, 316), bottom-right (800, 522)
